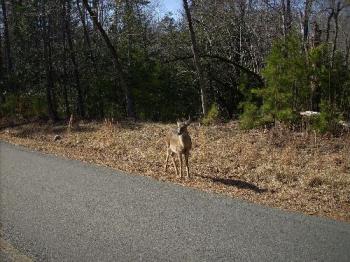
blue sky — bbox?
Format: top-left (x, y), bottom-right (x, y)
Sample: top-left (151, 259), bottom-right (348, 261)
top-left (154, 0), bottom-right (182, 17)
top-left (161, 0), bottom-right (182, 14)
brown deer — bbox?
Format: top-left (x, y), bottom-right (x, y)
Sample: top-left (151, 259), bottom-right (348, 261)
top-left (164, 117), bottom-right (192, 178)
top-left (67, 114), bottom-right (79, 131)
top-left (104, 117), bottom-right (114, 128)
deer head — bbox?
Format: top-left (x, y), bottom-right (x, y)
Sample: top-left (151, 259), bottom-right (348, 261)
top-left (176, 116), bottom-right (191, 135)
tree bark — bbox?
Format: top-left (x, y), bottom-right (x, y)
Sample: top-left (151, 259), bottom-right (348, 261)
top-left (182, 0), bottom-right (208, 116)
top-left (0, 29), bottom-right (3, 78)
top-left (302, 0), bottom-right (313, 51)
top-left (1, 0), bottom-right (13, 73)
top-left (42, 12), bottom-right (58, 121)
top-left (77, 0), bottom-right (104, 117)
top-left (65, 0), bottom-right (85, 118)
top-left (165, 53), bottom-right (264, 86)
top-left (61, 5), bottom-right (70, 119)
top-left (325, 9), bottom-right (334, 43)
top-left (82, 0), bottom-right (135, 119)
top-left (281, 0), bottom-right (292, 37)
top-left (77, 0), bottom-right (97, 73)
top-left (125, 0), bottom-right (133, 68)
top-left (331, 2), bottom-right (342, 66)
top-left (62, 62), bottom-right (70, 118)
top-left (302, 0), bottom-right (315, 110)
top-left (286, 0), bottom-right (291, 33)
top-left (345, 37), bottom-right (350, 68)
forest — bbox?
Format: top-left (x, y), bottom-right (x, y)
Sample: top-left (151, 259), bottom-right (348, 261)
top-left (1, 0), bottom-right (350, 132)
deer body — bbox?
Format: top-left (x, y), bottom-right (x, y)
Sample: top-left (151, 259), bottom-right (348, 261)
top-left (67, 114), bottom-right (79, 131)
top-left (164, 119), bottom-right (192, 178)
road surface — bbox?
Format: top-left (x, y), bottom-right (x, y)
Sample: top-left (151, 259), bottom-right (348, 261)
top-left (1, 141), bottom-right (349, 261)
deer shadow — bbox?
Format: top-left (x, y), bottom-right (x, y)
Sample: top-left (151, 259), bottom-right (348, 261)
top-left (199, 175), bottom-right (268, 193)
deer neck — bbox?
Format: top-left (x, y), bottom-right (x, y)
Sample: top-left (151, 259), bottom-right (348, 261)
top-left (178, 133), bottom-right (187, 147)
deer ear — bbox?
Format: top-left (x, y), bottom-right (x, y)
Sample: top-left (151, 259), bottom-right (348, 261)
top-left (186, 116), bottom-right (191, 125)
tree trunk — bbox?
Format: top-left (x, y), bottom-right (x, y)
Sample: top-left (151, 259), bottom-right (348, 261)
top-left (345, 37), bottom-right (350, 68)
top-left (281, 0), bottom-right (286, 37)
top-left (281, 0), bottom-right (292, 37)
top-left (303, 0), bottom-right (313, 49)
top-left (61, 6), bottom-right (70, 119)
top-left (62, 63), bottom-right (70, 118)
top-left (326, 8), bottom-right (334, 43)
top-left (42, 13), bottom-right (58, 121)
top-left (92, 0), bottom-right (99, 30)
top-left (1, 0), bottom-right (13, 73)
top-left (65, 0), bottom-right (85, 118)
top-left (0, 29), bottom-right (3, 78)
top-left (125, 0), bottom-right (133, 68)
top-left (286, 0), bottom-right (291, 33)
top-left (82, 0), bottom-right (135, 119)
top-left (77, 0), bottom-right (97, 73)
top-left (182, 0), bottom-right (208, 116)
top-left (302, 0), bottom-right (315, 110)
top-left (77, 0), bottom-right (104, 118)
top-left (331, 2), bottom-right (342, 66)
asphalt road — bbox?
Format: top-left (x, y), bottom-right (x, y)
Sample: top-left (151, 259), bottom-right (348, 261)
top-left (0, 141), bottom-right (350, 262)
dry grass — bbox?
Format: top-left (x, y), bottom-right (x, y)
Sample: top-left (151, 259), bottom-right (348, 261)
top-left (1, 121), bottom-right (349, 223)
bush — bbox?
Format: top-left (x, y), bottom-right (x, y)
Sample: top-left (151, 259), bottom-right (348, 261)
top-left (32, 96), bottom-right (47, 118)
top-left (239, 103), bottom-right (260, 129)
top-left (312, 100), bottom-right (341, 133)
top-left (202, 103), bottom-right (220, 125)
top-left (0, 94), bottom-right (17, 117)
top-left (0, 93), bottom-right (47, 119)
top-left (239, 33), bottom-right (350, 134)
top-left (240, 34), bottom-right (305, 129)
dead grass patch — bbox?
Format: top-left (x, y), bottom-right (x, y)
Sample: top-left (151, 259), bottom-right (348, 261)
top-left (308, 176), bottom-right (325, 187)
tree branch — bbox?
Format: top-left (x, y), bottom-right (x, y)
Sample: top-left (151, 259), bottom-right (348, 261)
top-left (164, 53), bottom-right (263, 84)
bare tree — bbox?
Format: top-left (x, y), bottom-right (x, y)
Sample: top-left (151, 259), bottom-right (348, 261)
top-left (64, 0), bottom-right (85, 118)
top-left (41, 7), bottom-right (58, 121)
top-left (182, 0), bottom-right (208, 116)
top-left (61, 1), bottom-right (70, 118)
top-left (0, 30), bottom-right (2, 77)
top-left (331, 1), bottom-right (343, 64)
top-left (82, 0), bottom-right (135, 119)
top-left (1, 0), bottom-right (12, 73)
top-left (281, 0), bottom-right (292, 37)
top-left (302, 0), bottom-right (314, 51)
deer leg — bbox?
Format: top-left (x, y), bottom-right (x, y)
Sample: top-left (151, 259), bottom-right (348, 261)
top-left (185, 152), bottom-right (190, 178)
top-left (171, 154), bottom-right (178, 176)
top-left (178, 153), bottom-right (183, 178)
top-left (164, 148), bottom-right (170, 172)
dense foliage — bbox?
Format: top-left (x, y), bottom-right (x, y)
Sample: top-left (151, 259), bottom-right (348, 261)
top-left (240, 34), bottom-right (350, 131)
top-left (1, 0), bottom-right (349, 131)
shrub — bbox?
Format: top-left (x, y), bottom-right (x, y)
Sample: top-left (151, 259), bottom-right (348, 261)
top-left (312, 100), bottom-right (342, 133)
top-left (239, 102), bottom-right (260, 129)
top-left (239, 33), bottom-right (350, 134)
top-left (0, 94), bottom-right (17, 117)
top-left (240, 34), bottom-right (306, 128)
top-left (202, 103), bottom-right (220, 125)
top-left (0, 93), bottom-right (47, 119)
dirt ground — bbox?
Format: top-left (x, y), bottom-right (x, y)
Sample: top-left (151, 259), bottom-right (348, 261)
top-left (1, 120), bottom-right (349, 223)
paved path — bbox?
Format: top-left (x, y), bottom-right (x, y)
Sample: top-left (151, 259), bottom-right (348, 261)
top-left (1, 142), bottom-right (349, 261)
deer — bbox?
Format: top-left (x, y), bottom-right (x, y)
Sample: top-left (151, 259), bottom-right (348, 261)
top-left (164, 117), bottom-right (192, 179)
top-left (67, 114), bottom-right (79, 131)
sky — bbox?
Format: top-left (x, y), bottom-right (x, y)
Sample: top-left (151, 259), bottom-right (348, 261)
top-left (152, 0), bottom-right (183, 19)
top-left (161, 0), bottom-right (182, 14)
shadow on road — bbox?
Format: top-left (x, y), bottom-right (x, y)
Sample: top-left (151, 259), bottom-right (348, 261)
top-left (199, 175), bottom-right (268, 193)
